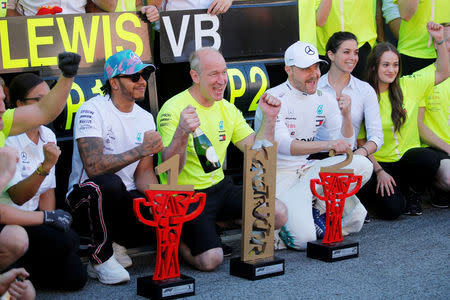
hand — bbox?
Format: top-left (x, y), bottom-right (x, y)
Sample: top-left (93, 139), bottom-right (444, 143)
top-left (208, 0), bottom-right (233, 15)
top-left (376, 169), bottom-right (397, 197)
top-left (58, 52), bottom-right (81, 78)
top-left (43, 209), bottom-right (72, 231)
top-left (328, 139), bottom-right (350, 154)
top-left (427, 22), bottom-right (444, 46)
top-left (41, 143), bottom-right (61, 173)
top-left (258, 93), bottom-right (281, 120)
top-left (0, 268), bottom-right (29, 296)
top-left (337, 93), bottom-right (351, 117)
top-left (178, 105), bottom-right (200, 134)
top-left (139, 130), bottom-right (164, 156)
top-left (141, 5), bottom-right (159, 22)
top-left (0, 146), bottom-right (19, 189)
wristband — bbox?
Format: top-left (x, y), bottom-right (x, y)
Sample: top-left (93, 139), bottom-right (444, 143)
top-left (35, 164), bottom-right (49, 176)
top-left (436, 39), bottom-right (445, 45)
top-left (359, 146), bottom-right (369, 157)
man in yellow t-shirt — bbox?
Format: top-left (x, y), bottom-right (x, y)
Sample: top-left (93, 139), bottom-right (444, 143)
top-left (157, 47), bottom-right (286, 272)
top-left (395, 0), bottom-right (450, 75)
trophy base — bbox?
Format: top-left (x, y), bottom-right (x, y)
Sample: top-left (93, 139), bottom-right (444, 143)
top-left (137, 274), bottom-right (195, 299)
top-left (229, 256), bottom-right (285, 280)
top-left (307, 239), bottom-right (359, 262)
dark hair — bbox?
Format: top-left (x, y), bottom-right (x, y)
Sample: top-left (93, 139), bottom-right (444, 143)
top-left (326, 31), bottom-right (358, 55)
top-left (100, 80), bottom-right (112, 96)
top-left (366, 42), bottom-right (405, 133)
top-left (9, 73), bottom-right (44, 108)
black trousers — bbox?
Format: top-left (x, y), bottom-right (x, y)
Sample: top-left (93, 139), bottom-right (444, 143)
top-left (358, 147), bottom-right (442, 219)
top-left (16, 225), bottom-right (87, 291)
top-left (66, 174), bottom-right (154, 264)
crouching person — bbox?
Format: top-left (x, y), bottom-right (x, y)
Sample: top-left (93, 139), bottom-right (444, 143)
top-left (157, 48), bottom-right (288, 272)
top-left (66, 50), bottom-right (164, 285)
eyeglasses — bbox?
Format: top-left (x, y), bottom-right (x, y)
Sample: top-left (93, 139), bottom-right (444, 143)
top-left (116, 69), bottom-right (152, 83)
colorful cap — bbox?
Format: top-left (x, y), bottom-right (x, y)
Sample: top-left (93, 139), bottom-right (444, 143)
top-left (284, 41), bottom-right (327, 69)
top-left (104, 50), bottom-right (156, 81)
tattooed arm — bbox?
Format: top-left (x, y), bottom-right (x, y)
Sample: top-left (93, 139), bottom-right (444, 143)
top-left (78, 130), bottom-right (164, 178)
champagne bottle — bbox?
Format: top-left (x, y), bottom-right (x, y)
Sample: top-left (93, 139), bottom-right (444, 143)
top-left (193, 127), bottom-right (221, 173)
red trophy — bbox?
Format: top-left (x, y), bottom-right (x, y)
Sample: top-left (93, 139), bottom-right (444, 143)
top-left (134, 155), bottom-right (206, 299)
top-left (307, 150), bottom-right (363, 262)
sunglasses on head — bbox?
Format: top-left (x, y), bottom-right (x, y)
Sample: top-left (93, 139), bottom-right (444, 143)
top-left (116, 68), bottom-right (152, 82)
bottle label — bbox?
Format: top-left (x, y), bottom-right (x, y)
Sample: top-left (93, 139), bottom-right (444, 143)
top-left (206, 146), bottom-right (219, 163)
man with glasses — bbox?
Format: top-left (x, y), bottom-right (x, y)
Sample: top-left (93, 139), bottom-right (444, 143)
top-left (66, 50), bottom-right (164, 285)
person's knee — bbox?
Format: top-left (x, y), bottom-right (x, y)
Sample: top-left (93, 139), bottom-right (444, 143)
top-left (275, 199), bottom-right (288, 229)
top-left (352, 156), bottom-right (374, 184)
top-left (0, 225), bottom-right (29, 261)
top-left (436, 160), bottom-right (450, 190)
top-left (195, 249), bottom-right (223, 271)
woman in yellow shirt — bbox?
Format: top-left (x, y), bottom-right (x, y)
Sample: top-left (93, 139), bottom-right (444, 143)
top-left (359, 22), bottom-right (448, 219)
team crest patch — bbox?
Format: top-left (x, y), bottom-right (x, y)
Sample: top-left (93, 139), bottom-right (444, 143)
top-left (317, 104), bottom-right (323, 115)
top-left (219, 120), bottom-right (224, 131)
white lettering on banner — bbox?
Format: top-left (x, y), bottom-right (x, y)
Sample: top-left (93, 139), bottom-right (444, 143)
top-left (162, 15), bottom-right (190, 57)
top-left (162, 13), bottom-right (221, 57)
top-left (194, 14), bottom-right (220, 51)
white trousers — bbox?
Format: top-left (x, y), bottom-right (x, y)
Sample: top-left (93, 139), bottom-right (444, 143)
top-left (276, 155), bottom-right (373, 250)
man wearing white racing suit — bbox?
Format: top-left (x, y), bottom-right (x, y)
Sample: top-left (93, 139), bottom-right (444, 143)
top-left (255, 41), bottom-right (373, 250)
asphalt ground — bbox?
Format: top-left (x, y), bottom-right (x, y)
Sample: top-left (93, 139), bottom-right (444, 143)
top-left (38, 206), bottom-right (450, 299)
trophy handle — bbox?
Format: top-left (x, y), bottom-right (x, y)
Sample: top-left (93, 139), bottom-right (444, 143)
top-left (310, 179), bottom-right (327, 201)
top-left (133, 197), bottom-right (157, 227)
top-left (172, 192), bottom-right (206, 224)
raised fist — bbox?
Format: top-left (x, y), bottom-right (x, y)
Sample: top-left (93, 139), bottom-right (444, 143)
top-left (139, 130), bottom-right (164, 157)
top-left (58, 52), bottom-right (81, 78)
top-left (41, 143), bottom-right (61, 173)
top-left (178, 105), bottom-right (200, 134)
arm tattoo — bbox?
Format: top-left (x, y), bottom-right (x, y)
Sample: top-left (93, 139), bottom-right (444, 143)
top-left (77, 137), bottom-right (142, 177)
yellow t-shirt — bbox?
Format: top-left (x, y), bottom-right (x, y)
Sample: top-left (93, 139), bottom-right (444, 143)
top-left (373, 71), bottom-right (435, 162)
top-left (316, 0), bottom-right (377, 55)
top-left (298, 0), bottom-right (321, 46)
top-left (395, 0), bottom-right (450, 59)
top-left (115, 0), bottom-right (136, 12)
top-left (157, 89), bottom-right (254, 189)
top-left (417, 64), bottom-right (450, 146)
top-left (0, 109), bottom-right (14, 147)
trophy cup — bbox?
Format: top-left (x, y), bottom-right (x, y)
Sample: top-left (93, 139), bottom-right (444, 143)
top-left (230, 141), bottom-right (285, 280)
top-left (307, 149), bottom-right (362, 262)
top-left (133, 155), bottom-right (206, 299)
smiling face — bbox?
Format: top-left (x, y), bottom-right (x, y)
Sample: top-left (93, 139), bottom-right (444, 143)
top-left (285, 63), bottom-right (321, 95)
top-left (377, 50), bottom-right (400, 87)
top-left (113, 69), bottom-right (148, 102)
top-left (328, 39), bottom-right (359, 74)
top-left (190, 49), bottom-right (228, 106)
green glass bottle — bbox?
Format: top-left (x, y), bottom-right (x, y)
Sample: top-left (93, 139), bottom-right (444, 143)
top-left (193, 127), bottom-right (221, 173)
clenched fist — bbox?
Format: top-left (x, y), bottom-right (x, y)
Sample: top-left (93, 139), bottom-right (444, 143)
top-left (138, 130), bottom-right (164, 157)
top-left (41, 143), bottom-right (61, 173)
top-left (58, 52), bottom-right (81, 78)
top-left (337, 94), bottom-right (351, 117)
top-left (178, 105), bottom-right (200, 134)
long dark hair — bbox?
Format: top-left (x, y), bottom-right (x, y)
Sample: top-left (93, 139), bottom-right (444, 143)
top-left (366, 42), bottom-right (405, 133)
